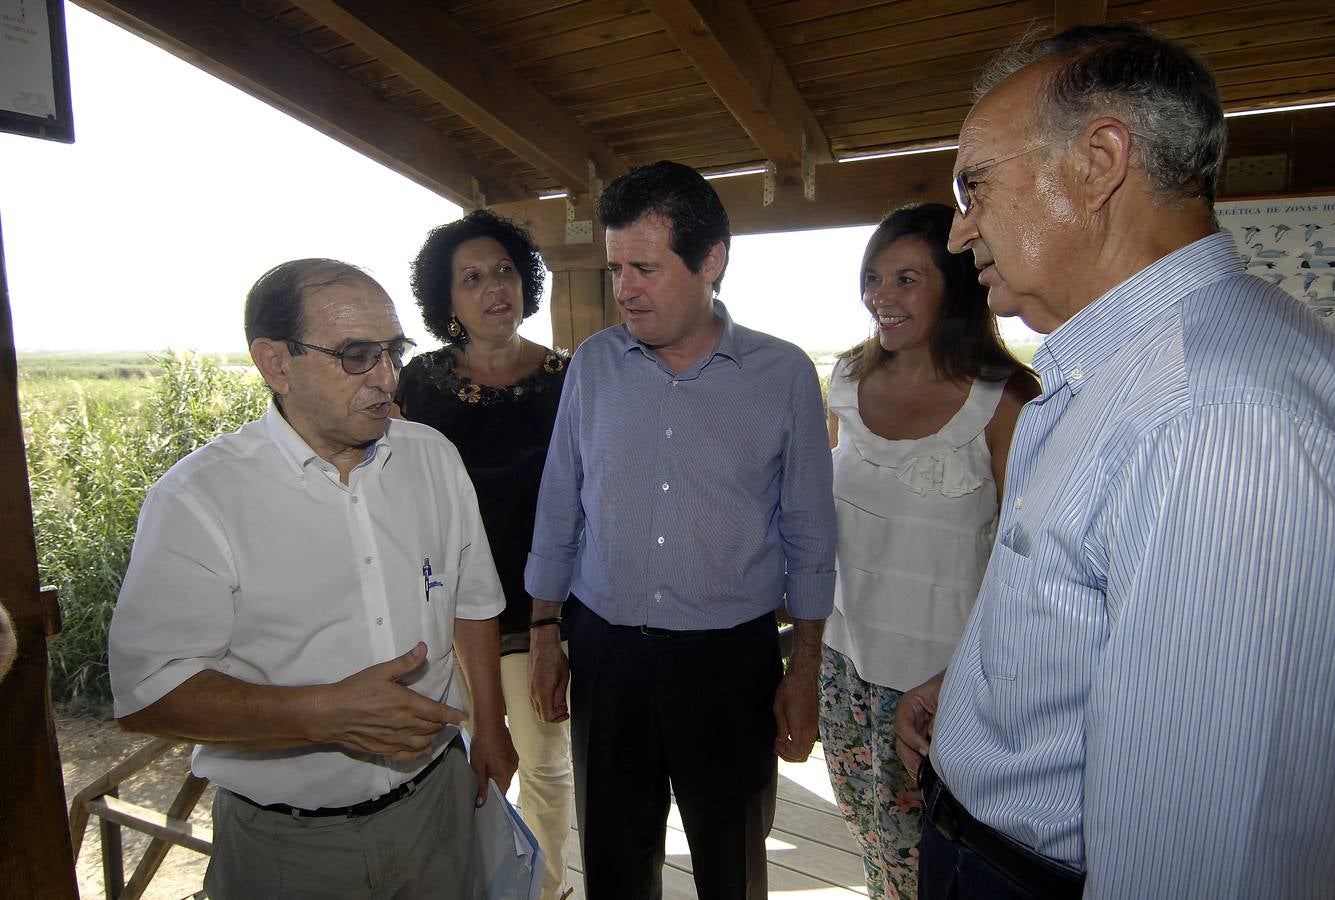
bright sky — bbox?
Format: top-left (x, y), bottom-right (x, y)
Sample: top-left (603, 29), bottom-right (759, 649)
top-left (0, 4), bottom-right (1039, 355)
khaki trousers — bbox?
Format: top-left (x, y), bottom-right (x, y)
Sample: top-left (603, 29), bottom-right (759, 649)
top-left (203, 741), bottom-right (482, 899)
top-left (501, 647), bottom-right (574, 900)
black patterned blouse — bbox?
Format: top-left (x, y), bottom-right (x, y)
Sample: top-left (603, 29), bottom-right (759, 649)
top-left (395, 347), bottom-right (569, 654)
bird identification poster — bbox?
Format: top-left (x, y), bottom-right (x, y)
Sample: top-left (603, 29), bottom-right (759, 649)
top-left (1217, 196), bottom-right (1335, 329)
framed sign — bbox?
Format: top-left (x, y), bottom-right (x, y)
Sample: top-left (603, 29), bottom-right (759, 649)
top-left (0, 0), bottom-right (74, 143)
top-left (1217, 195), bottom-right (1335, 329)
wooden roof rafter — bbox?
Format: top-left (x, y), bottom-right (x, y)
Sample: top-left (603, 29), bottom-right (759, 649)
top-left (643, 0), bottom-right (834, 172)
top-left (287, 0), bottom-right (631, 196)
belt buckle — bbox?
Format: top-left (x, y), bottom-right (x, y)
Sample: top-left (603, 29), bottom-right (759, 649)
top-left (638, 624), bottom-right (672, 637)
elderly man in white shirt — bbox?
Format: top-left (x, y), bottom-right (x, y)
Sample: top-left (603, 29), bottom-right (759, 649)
top-left (109, 258), bottom-right (516, 899)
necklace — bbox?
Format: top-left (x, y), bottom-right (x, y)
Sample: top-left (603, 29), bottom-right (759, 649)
top-left (442, 348), bottom-right (566, 407)
top-left (460, 341), bottom-right (526, 388)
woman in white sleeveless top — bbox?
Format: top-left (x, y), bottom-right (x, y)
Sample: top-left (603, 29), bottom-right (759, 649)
top-left (819, 203), bottom-right (1038, 899)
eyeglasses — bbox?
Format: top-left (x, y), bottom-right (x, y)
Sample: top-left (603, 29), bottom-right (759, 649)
top-left (285, 337), bottom-right (417, 375)
top-left (951, 141), bottom-right (1055, 217)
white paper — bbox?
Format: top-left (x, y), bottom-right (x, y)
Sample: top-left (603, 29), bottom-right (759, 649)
top-left (474, 779), bottom-right (544, 900)
top-left (0, 0), bottom-right (56, 118)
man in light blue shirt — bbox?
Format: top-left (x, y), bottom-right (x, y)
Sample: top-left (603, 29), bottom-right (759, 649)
top-left (895, 23), bottom-right (1335, 900)
top-left (526, 161), bottom-right (836, 899)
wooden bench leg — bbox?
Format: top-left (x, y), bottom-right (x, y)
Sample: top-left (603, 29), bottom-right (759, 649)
top-left (99, 787), bottom-right (124, 900)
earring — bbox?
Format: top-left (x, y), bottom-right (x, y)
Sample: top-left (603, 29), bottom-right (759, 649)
top-left (447, 316), bottom-right (469, 344)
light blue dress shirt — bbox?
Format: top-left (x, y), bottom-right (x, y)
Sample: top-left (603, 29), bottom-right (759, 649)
top-left (933, 232), bottom-right (1335, 898)
top-left (525, 301), bottom-right (836, 629)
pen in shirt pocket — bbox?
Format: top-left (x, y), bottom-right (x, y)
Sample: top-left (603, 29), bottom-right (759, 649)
top-left (422, 557), bottom-right (443, 602)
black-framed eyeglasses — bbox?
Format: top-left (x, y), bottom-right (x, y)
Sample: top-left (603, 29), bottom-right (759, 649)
top-left (951, 141), bottom-right (1055, 217)
top-left (285, 337), bottom-right (417, 375)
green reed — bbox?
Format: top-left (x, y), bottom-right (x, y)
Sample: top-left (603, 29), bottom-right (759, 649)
top-left (21, 352), bottom-right (267, 708)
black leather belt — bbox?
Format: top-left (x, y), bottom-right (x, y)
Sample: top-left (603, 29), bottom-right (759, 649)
top-left (236, 745), bottom-right (447, 819)
top-left (920, 758), bottom-right (1084, 898)
top-left (608, 622), bottom-right (731, 638)
top-left (607, 611), bottom-right (774, 640)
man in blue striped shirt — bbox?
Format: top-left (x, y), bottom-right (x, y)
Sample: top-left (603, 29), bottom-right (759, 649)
top-left (525, 161), bottom-right (836, 899)
top-left (896, 23), bottom-right (1335, 899)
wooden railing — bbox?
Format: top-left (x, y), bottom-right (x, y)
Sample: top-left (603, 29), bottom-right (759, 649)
top-left (68, 739), bottom-right (211, 900)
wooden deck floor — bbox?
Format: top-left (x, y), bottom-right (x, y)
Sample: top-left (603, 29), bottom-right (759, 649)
top-left (515, 743), bottom-right (870, 899)
top-left (60, 714), bottom-right (869, 899)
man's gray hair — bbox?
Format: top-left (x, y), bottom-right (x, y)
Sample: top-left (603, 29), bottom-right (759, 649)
top-left (978, 22), bottom-right (1225, 205)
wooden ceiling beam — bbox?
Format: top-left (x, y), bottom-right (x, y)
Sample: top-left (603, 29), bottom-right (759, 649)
top-left (492, 150), bottom-right (958, 257)
top-left (289, 0), bottom-right (629, 194)
top-left (645, 0), bottom-right (834, 170)
top-left (1053, 0), bottom-right (1108, 32)
top-left (74, 0), bottom-right (528, 207)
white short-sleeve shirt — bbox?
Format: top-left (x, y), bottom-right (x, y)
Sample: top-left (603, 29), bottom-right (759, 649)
top-left (109, 404), bottom-right (505, 808)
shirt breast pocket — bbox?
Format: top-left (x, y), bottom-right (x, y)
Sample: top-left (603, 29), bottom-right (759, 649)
top-left (977, 540), bottom-right (1032, 682)
top-left (420, 557), bottom-right (460, 652)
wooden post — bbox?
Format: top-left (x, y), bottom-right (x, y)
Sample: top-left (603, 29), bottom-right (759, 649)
top-left (548, 268), bottom-right (617, 352)
top-left (500, 190), bottom-right (618, 352)
top-left (0, 218), bottom-right (79, 897)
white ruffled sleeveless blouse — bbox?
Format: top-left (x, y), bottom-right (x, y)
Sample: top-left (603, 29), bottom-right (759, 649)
top-left (823, 356), bottom-right (1010, 690)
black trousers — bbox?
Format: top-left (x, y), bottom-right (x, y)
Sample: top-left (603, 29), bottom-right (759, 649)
top-left (568, 600), bottom-right (782, 900)
top-left (918, 759), bottom-right (1084, 900)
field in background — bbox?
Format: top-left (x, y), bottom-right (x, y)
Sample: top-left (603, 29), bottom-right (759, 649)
top-left (18, 352), bottom-right (268, 711)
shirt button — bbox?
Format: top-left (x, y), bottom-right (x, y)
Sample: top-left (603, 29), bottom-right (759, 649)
top-left (671, 380), bottom-right (678, 387)
top-left (661, 482), bottom-right (670, 491)
top-left (1014, 498), bottom-right (1024, 510)
top-left (654, 591), bottom-right (662, 601)
top-left (657, 536), bottom-right (665, 545)
top-left (364, 556), bottom-right (373, 565)
top-left (351, 495), bottom-right (359, 504)
top-left (375, 617), bottom-right (383, 625)
top-left (1071, 367), bottom-right (1084, 381)
top-left (665, 428), bottom-right (673, 438)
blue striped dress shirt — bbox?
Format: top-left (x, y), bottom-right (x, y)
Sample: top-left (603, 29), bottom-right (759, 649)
top-left (525, 301), bottom-right (836, 629)
top-left (933, 232), bottom-right (1335, 898)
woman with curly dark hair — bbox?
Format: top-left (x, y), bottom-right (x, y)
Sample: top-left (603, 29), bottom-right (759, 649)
top-left (393, 209), bottom-right (572, 900)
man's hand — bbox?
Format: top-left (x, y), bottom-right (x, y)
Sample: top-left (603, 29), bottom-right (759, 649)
top-left (773, 667), bottom-right (819, 762)
top-left (528, 628), bottom-right (570, 723)
top-left (894, 671), bottom-right (944, 775)
top-left (467, 722), bottom-right (519, 807)
top-left (315, 642), bottom-right (464, 761)
top-left (774, 617), bottom-right (824, 762)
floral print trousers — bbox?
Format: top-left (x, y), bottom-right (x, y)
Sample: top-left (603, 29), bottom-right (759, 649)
top-left (818, 645), bottom-right (923, 900)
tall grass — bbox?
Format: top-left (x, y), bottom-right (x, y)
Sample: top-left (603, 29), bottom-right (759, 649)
top-left (22, 352), bottom-right (267, 708)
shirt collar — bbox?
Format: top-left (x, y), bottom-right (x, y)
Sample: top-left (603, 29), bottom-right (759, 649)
top-left (260, 402), bottom-right (392, 481)
top-left (1032, 231), bottom-right (1243, 397)
top-left (614, 299), bottom-right (745, 370)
